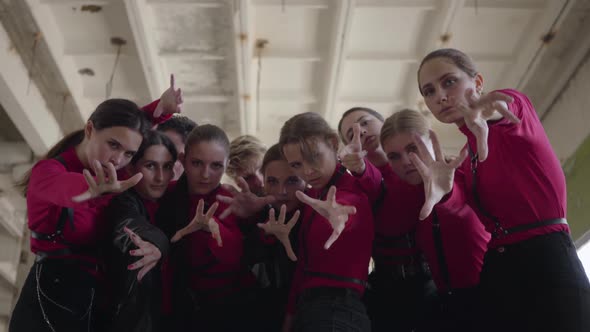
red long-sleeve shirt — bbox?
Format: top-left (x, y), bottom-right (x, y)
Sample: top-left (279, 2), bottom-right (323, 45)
top-left (458, 89), bottom-right (568, 248)
top-left (184, 186), bottom-right (255, 302)
top-left (286, 165), bottom-right (374, 314)
top-left (27, 99), bottom-right (171, 266)
top-left (415, 170), bottom-right (489, 292)
top-left (356, 161), bottom-right (423, 267)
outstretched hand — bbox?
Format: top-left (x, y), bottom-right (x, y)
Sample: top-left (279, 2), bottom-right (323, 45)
top-left (258, 205), bottom-right (300, 261)
top-left (154, 74), bottom-right (183, 118)
top-left (295, 186), bottom-right (356, 249)
top-left (72, 160), bottom-right (142, 203)
top-left (409, 130), bottom-right (467, 220)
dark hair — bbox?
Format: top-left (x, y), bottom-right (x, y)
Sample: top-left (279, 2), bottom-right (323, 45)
top-left (131, 130), bottom-right (178, 165)
top-left (185, 124), bottom-right (230, 155)
top-left (337, 107), bottom-right (385, 143)
top-left (17, 99), bottom-right (151, 195)
top-left (417, 48), bottom-right (478, 95)
top-left (156, 115), bottom-right (197, 143)
top-left (261, 144), bottom-right (284, 175)
top-left (279, 112), bottom-right (338, 163)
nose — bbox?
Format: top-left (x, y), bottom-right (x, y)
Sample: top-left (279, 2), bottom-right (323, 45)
top-left (401, 153), bottom-right (413, 168)
top-left (303, 165), bottom-right (314, 176)
top-left (200, 165), bottom-right (210, 179)
top-left (109, 152), bottom-right (124, 168)
top-left (253, 172), bottom-right (263, 189)
top-left (437, 90), bottom-right (448, 104)
top-left (154, 167), bottom-right (163, 182)
top-left (278, 183), bottom-right (287, 195)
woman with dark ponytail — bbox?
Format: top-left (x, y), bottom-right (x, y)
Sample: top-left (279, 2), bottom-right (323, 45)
top-left (9, 77), bottom-right (182, 332)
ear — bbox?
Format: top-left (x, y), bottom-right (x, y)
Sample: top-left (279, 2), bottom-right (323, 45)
top-left (474, 72), bottom-right (484, 95)
top-left (84, 121), bottom-right (94, 139)
top-left (328, 135), bottom-right (340, 152)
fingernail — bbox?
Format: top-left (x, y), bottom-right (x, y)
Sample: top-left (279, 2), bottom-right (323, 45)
top-left (127, 264), bottom-right (134, 269)
top-left (129, 250), bottom-right (135, 255)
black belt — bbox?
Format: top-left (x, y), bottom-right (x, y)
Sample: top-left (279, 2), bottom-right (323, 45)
top-left (35, 250), bottom-right (100, 271)
top-left (492, 218), bottom-right (567, 239)
top-left (467, 146), bottom-right (568, 239)
top-left (304, 269), bottom-right (367, 287)
top-left (373, 262), bottom-right (425, 281)
top-left (298, 286), bottom-right (360, 303)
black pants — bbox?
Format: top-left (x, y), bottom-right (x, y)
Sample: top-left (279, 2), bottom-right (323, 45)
top-left (294, 287), bottom-right (371, 332)
top-left (9, 261), bottom-right (103, 332)
top-left (479, 231), bottom-right (590, 332)
top-left (434, 287), bottom-right (481, 332)
top-left (187, 287), bottom-right (263, 332)
top-left (364, 271), bottom-right (438, 332)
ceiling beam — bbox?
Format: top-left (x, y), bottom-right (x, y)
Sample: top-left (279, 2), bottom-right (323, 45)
top-left (504, 0), bottom-right (573, 90)
top-left (320, 0), bottom-right (355, 123)
top-left (24, 0), bottom-right (96, 121)
top-left (0, 22), bottom-right (62, 156)
top-left (258, 50), bottom-right (323, 62)
top-left (124, 0), bottom-right (167, 100)
top-left (230, 0), bottom-right (255, 135)
top-left (401, 0), bottom-right (465, 110)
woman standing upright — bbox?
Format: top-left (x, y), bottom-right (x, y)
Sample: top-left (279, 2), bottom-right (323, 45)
top-left (416, 48), bottom-right (590, 332)
top-left (279, 112), bottom-right (374, 332)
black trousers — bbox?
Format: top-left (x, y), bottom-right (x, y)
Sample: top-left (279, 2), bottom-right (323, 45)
top-left (434, 287), bottom-right (481, 332)
top-left (364, 271), bottom-right (438, 332)
top-left (294, 287), bottom-right (371, 332)
top-left (9, 260), bottom-right (104, 332)
top-left (479, 231), bottom-right (590, 332)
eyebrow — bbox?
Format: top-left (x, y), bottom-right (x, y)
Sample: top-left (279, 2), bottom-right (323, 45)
top-left (345, 115), bottom-right (369, 139)
top-left (110, 138), bottom-right (138, 155)
top-left (420, 72), bottom-right (454, 93)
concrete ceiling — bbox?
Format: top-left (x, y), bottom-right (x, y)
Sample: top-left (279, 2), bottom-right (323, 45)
top-left (0, 0), bottom-right (589, 327)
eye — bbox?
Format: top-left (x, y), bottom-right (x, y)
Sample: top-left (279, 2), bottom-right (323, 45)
top-left (290, 162), bottom-right (301, 169)
top-left (286, 177), bottom-right (300, 185)
top-left (144, 163), bottom-right (155, 170)
top-left (211, 163), bottom-right (224, 170)
top-left (443, 77), bottom-right (457, 87)
top-left (108, 141), bottom-right (119, 149)
top-left (361, 120), bottom-right (369, 126)
top-left (164, 163), bottom-right (174, 170)
top-left (192, 160), bottom-right (202, 167)
top-left (407, 144), bottom-right (418, 154)
top-left (266, 178), bottom-right (278, 185)
top-left (388, 153), bottom-right (401, 161)
top-left (125, 151), bottom-right (135, 158)
top-left (423, 88), bottom-right (434, 97)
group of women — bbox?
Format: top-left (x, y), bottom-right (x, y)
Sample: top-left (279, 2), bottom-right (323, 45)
top-left (8, 48), bottom-right (590, 332)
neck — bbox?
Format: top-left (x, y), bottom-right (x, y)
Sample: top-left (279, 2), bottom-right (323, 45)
top-left (74, 139), bottom-right (90, 169)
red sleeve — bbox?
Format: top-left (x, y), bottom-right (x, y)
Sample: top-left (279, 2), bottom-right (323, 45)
top-left (207, 214), bottom-right (243, 265)
top-left (141, 99), bottom-right (173, 126)
top-left (437, 168), bottom-right (468, 214)
top-left (488, 89), bottom-right (527, 128)
top-left (334, 189), bottom-right (369, 233)
top-left (28, 159), bottom-right (91, 208)
top-left (354, 159), bottom-right (383, 202)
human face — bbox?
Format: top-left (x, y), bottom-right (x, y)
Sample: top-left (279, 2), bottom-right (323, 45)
top-left (382, 132), bottom-right (433, 185)
top-left (84, 123), bottom-right (143, 171)
top-left (418, 57), bottom-right (483, 125)
top-left (182, 141), bottom-right (227, 195)
top-left (233, 156), bottom-right (264, 195)
top-left (339, 110), bottom-right (383, 152)
top-left (162, 130), bottom-right (185, 181)
top-left (282, 137), bottom-right (338, 190)
top-left (264, 160), bottom-right (306, 213)
top-left (129, 145), bottom-right (175, 201)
